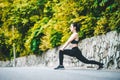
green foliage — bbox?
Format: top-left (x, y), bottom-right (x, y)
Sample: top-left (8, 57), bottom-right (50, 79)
top-left (78, 16), bottom-right (95, 38)
top-left (0, 0), bottom-right (120, 60)
top-left (94, 17), bottom-right (108, 35)
top-left (0, 33), bottom-right (11, 60)
top-left (108, 11), bottom-right (120, 33)
top-left (24, 20), bottom-right (45, 55)
top-left (50, 29), bottom-right (62, 47)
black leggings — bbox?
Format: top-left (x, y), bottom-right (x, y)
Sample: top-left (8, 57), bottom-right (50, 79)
top-left (59, 47), bottom-right (102, 66)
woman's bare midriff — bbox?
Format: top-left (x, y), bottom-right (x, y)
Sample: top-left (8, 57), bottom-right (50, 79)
top-left (71, 44), bottom-right (78, 48)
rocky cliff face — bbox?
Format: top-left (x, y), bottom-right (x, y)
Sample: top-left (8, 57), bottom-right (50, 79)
top-left (78, 31), bottom-right (120, 69)
top-left (0, 31), bottom-right (120, 69)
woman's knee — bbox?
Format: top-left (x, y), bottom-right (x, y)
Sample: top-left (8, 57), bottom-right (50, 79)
top-left (59, 50), bottom-right (64, 53)
top-left (59, 50), bottom-right (64, 55)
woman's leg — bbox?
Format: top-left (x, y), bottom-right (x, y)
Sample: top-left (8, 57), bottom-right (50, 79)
top-left (54, 49), bottom-right (75, 70)
top-left (59, 49), bottom-right (75, 65)
top-left (76, 54), bottom-right (103, 69)
top-left (75, 50), bottom-right (102, 66)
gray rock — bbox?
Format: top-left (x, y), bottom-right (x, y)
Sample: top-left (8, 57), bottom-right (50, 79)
top-left (0, 31), bottom-right (120, 69)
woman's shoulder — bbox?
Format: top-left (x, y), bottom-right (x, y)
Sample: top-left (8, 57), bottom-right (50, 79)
top-left (73, 32), bottom-right (78, 36)
top-left (71, 33), bottom-right (78, 38)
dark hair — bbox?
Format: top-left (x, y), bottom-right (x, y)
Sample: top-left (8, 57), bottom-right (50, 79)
top-left (72, 22), bottom-right (81, 32)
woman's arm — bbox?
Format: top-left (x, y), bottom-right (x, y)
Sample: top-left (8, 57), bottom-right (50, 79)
top-left (60, 33), bottom-right (78, 50)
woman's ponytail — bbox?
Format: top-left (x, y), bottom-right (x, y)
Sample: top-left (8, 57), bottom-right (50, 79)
top-left (72, 22), bottom-right (81, 32)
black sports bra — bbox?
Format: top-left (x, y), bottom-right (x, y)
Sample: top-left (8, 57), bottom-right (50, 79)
top-left (71, 39), bottom-right (79, 44)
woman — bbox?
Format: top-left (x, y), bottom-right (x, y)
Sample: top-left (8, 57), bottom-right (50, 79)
top-left (54, 22), bottom-right (103, 70)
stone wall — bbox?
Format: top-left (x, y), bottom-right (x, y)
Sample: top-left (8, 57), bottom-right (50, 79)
top-left (0, 31), bottom-right (120, 69)
top-left (78, 31), bottom-right (120, 69)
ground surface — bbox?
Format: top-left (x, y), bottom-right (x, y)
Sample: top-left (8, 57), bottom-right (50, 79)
top-left (0, 67), bottom-right (120, 80)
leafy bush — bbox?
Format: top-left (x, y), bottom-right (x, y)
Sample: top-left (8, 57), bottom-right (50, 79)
top-left (50, 29), bottom-right (62, 47)
top-left (94, 17), bottom-right (108, 36)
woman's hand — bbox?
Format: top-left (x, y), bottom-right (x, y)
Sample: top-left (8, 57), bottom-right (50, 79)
top-left (59, 47), bottom-right (64, 51)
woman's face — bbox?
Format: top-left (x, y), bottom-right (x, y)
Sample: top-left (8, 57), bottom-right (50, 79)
top-left (70, 24), bottom-right (76, 32)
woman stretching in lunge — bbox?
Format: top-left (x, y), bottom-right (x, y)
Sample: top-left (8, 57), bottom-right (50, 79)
top-left (54, 22), bottom-right (103, 70)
